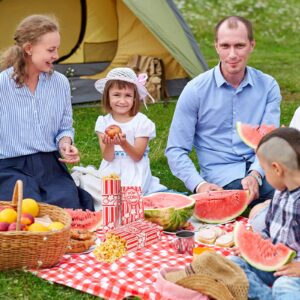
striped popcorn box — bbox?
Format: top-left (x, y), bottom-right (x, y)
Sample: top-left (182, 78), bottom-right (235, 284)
top-left (102, 176), bottom-right (121, 232)
top-left (121, 186), bottom-right (143, 225)
top-left (110, 220), bottom-right (162, 252)
top-left (93, 220), bottom-right (162, 263)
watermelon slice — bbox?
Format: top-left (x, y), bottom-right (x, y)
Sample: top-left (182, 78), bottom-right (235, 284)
top-left (236, 121), bottom-right (276, 149)
top-left (64, 209), bottom-right (102, 231)
top-left (234, 222), bottom-right (296, 272)
top-left (191, 190), bottom-right (249, 224)
top-left (143, 192), bottom-right (195, 232)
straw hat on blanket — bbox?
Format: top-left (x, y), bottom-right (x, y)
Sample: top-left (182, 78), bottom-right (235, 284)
top-left (164, 252), bottom-right (249, 300)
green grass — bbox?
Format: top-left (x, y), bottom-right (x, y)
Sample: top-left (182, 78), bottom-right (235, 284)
top-left (1, 1), bottom-right (300, 298)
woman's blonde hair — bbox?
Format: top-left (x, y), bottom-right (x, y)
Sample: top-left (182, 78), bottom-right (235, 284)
top-left (0, 14), bottom-right (59, 86)
top-left (101, 80), bottom-right (140, 116)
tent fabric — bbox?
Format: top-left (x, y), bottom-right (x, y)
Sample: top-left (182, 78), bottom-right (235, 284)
top-left (123, 0), bottom-right (207, 78)
top-left (0, 0), bottom-right (207, 104)
top-left (0, 0), bottom-right (82, 59)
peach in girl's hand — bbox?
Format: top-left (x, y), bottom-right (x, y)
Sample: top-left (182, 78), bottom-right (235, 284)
top-left (105, 125), bottom-right (122, 139)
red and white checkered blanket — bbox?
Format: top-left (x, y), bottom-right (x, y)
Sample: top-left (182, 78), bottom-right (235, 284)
top-left (34, 217), bottom-right (247, 300)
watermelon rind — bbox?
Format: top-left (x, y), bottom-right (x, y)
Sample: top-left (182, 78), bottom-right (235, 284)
top-left (143, 192), bottom-right (195, 231)
top-left (234, 222), bottom-right (296, 272)
top-left (191, 190), bottom-right (249, 224)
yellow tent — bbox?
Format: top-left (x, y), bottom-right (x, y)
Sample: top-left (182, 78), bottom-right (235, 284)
top-left (0, 0), bottom-right (207, 103)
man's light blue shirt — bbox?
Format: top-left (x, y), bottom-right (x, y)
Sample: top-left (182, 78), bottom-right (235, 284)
top-left (166, 64), bottom-right (281, 192)
top-left (0, 67), bottom-right (74, 159)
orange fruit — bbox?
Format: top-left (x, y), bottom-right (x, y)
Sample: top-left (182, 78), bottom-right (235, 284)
top-left (0, 208), bottom-right (17, 224)
top-left (48, 221), bottom-right (65, 231)
top-left (22, 198), bottom-right (39, 217)
top-left (27, 222), bottom-right (50, 232)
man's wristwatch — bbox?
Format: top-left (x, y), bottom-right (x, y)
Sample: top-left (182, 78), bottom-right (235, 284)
top-left (248, 173), bottom-right (262, 186)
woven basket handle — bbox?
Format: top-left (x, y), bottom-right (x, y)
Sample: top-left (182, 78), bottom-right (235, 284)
top-left (11, 180), bottom-right (23, 231)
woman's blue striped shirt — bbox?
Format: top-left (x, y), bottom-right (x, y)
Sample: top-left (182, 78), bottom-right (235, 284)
top-left (0, 67), bottom-right (74, 159)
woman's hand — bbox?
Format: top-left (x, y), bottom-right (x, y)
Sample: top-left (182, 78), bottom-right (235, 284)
top-left (59, 143), bottom-right (80, 164)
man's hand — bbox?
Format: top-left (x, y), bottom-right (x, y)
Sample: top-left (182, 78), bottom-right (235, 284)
top-left (59, 143), bottom-right (80, 164)
top-left (196, 182), bottom-right (223, 193)
top-left (241, 172), bottom-right (260, 204)
top-left (274, 261), bottom-right (300, 277)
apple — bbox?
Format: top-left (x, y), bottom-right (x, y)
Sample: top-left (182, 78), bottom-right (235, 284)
top-left (105, 125), bottom-right (122, 139)
top-left (21, 212), bottom-right (35, 226)
top-left (0, 222), bottom-right (10, 231)
top-left (8, 222), bottom-right (26, 231)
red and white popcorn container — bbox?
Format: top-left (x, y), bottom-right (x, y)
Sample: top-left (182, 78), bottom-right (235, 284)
top-left (121, 186), bottom-right (143, 225)
top-left (102, 177), bottom-right (121, 232)
top-left (109, 220), bottom-right (163, 252)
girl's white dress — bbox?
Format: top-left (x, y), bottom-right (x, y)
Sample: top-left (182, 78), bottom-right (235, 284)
top-left (72, 112), bottom-right (166, 210)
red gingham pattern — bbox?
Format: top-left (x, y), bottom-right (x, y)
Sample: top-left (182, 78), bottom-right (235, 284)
top-left (34, 217), bottom-right (248, 300)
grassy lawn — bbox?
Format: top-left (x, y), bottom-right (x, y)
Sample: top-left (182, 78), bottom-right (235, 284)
top-left (1, 1), bottom-right (300, 299)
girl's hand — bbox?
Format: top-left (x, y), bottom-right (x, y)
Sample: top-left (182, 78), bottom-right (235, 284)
top-left (102, 133), bottom-right (126, 145)
top-left (59, 143), bottom-right (80, 164)
top-left (102, 134), bottom-right (116, 145)
top-left (113, 133), bottom-right (127, 145)
top-left (274, 262), bottom-right (300, 277)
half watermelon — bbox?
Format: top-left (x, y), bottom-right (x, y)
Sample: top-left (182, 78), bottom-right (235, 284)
top-left (234, 222), bottom-right (296, 272)
top-left (191, 190), bottom-right (249, 224)
top-left (236, 121), bottom-right (276, 149)
top-left (143, 192), bottom-right (195, 231)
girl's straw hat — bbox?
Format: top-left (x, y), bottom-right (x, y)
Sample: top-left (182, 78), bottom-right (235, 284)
top-left (94, 67), bottom-right (155, 104)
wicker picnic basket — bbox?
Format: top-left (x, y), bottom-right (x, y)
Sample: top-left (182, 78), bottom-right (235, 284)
top-left (0, 180), bottom-right (71, 271)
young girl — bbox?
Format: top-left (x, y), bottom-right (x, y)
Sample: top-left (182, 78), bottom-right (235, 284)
top-left (72, 67), bottom-right (166, 210)
top-left (0, 14), bottom-right (93, 209)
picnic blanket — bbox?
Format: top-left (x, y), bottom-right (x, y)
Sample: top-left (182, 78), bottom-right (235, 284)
top-left (34, 217), bottom-right (248, 300)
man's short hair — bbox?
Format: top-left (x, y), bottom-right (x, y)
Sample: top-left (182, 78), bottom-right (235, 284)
top-left (257, 127), bottom-right (300, 171)
top-left (215, 16), bottom-right (254, 42)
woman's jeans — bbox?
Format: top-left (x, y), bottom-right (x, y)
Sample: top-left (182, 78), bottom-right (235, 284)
top-left (230, 256), bottom-right (300, 300)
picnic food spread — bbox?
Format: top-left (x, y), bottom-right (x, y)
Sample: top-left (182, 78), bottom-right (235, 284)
top-left (5, 178), bottom-right (295, 300)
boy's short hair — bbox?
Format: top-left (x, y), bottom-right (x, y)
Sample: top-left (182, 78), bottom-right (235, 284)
top-left (257, 127), bottom-right (300, 170)
top-left (101, 80), bottom-right (140, 116)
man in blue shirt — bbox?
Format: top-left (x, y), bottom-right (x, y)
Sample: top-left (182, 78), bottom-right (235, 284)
top-left (166, 16), bottom-right (281, 205)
